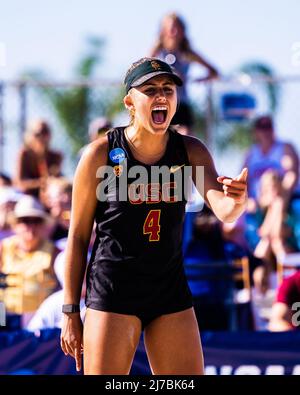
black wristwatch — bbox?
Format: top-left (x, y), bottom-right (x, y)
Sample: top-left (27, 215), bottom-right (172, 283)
top-left (62, 304), bottom-right (80, 314)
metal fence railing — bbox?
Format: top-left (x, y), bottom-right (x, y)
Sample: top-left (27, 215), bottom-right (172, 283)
top-left (1, 75), bottom-right (300, 178)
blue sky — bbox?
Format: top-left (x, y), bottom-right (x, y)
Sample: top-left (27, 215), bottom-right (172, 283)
top-left (1, 0), bottom-right (300, 80)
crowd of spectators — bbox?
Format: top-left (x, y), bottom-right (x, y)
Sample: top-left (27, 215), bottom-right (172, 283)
top-left (1, 112), bottom-right (299, 334)
top-left (1, 12), bottom-right (300, 335)
top-left (0, 116), bottom-right (113, 332)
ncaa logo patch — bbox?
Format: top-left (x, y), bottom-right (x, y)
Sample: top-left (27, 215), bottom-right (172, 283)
top-left (109, 148), bottom-right (126, 163)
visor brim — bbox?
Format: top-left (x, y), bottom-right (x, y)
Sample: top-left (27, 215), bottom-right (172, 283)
top-left (130, 71), bottom-right (183, 89)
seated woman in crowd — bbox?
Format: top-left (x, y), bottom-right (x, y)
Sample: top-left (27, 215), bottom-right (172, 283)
top-left (43, 177), bottom-right (72, 242)
top-left (246, 169), bottom-right (298, 293)
top-left (223, 116), bottom-right (299, 295)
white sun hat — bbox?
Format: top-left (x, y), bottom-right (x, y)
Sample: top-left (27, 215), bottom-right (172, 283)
top-left (14, 195), bottom-right (48, 220)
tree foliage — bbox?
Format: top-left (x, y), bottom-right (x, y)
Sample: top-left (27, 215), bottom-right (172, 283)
top-left (23, 36), bottom-right (125, 157)
top-left (239, 61), bottom-right (280, 112)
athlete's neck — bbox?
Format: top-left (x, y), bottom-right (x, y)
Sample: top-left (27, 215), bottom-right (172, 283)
top-left (125, 126), bottom-right (169, 163)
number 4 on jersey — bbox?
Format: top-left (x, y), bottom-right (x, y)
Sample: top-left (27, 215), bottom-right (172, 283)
top-left (143, 210), bottom-right (161, 242)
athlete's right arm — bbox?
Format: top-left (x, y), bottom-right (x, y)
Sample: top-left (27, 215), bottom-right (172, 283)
top-left (60, 136), bottom-right (108, 371)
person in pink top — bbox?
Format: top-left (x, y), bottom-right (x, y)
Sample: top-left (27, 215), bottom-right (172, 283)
top-left (269, 271), bottom-right (300, 331)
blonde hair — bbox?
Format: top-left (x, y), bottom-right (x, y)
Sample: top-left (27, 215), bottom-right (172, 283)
top-left (129, 107), bottom-right (135, 126)
top-left (124, 57), bottom-right (153, 125)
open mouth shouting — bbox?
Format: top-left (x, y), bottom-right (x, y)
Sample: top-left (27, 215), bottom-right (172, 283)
top-left (151, 105), bottom-right (168, 125)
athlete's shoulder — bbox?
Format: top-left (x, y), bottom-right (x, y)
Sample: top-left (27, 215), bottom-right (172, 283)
top-left (181, 134), bottom-right (209, 153)
top-left (181, 134), bottom-right (214, 166)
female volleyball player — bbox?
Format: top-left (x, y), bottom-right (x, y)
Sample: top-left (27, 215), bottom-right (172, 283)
top-left (60, 57), bottom-right (247, 374)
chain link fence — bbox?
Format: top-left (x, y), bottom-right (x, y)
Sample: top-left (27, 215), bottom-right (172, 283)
top-left (192, 75), bottom-right (300, 175)
top-left (0, 79), bottom-right (125, 178)
top-left (0, 75), bottom-right (300, 179)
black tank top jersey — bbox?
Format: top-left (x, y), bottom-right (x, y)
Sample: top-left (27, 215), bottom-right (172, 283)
top-left (86, 127), bottom-right (193, 316)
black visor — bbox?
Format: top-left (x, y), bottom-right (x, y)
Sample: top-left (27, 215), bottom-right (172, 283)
top-left (124, 59), bottom-right (183, 93)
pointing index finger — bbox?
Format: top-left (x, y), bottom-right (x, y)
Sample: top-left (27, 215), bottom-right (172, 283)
top-left (235, 168), bottom-right (248, 182)
top-left (75, 345), bottom-right (82, 372)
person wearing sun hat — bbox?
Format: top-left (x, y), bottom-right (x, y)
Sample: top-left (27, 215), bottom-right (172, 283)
top-left (14, 194), bottom-right (48, 220)
top-left (0, 187), bottom-right (24, 241)
top-left (61, 57), bottom-right (248, 374)
top-left (0, 195), bottom-right (59, 317)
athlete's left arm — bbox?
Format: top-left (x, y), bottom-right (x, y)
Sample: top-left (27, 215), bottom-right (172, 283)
top-left (184, 136), bottom-right (248, 223)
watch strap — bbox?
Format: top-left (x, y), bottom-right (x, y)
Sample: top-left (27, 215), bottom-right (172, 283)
top-left (62, 304), bottom-right (80, 313)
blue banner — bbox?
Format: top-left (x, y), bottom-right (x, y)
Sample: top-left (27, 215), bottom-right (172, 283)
top-left (0, 329), bottom-right (300, 375)
top-left (0, 329), bottom-right (77, 375)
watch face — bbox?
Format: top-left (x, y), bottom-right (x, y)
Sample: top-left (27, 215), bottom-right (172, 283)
top-left (63, 305), bottom-right (79, 313)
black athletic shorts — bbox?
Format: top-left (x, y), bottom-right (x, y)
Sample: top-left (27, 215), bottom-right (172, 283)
top-left (85, 260), bottom-right (193, 330)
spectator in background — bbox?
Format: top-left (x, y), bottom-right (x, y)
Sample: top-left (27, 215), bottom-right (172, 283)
top-left (0, 195), bottom-right (59, 316)
top-left (27, 227), bottom-right (96, 332)
top-left (14, 119), bottom-right (63, 199)
top-left (77, 117), bottom-right (112, 159)
top-left (243, 116), bottom-right (299, 293)
top-left (0, 187), bottom-right (22, 241)
top-left (225, 116), bottom-right (299, 290)
top-left (252, 170), bottom-right (297, 257)
top-left (43, 177), bottom-right (72, 242)
top-left (27, 250), bottom-right (86, 332)
top-left (0, 174), bottom-right (17, 239)
top-left (269, 271), bottom-right (300, 331)
top-left (150, 12), bottom-right (219, 135)
top-left (88, 117), bottom-right (112, 142)
top-left (249, 169), bottom-right (298, 293)
top-left (244, 115), bottom-right (299, 200)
